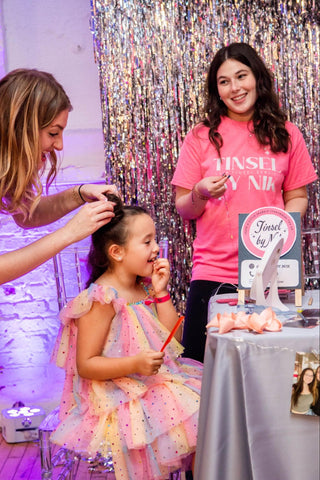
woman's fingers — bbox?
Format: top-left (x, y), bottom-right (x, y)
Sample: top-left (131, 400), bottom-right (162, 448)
top-left (79, 184), bottom-right (120, 202)
top-left (64, 200), bottom-right (116, 242)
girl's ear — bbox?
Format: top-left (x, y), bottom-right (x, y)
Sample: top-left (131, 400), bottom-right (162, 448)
top-left (108, 244), bottom-right (124, 262)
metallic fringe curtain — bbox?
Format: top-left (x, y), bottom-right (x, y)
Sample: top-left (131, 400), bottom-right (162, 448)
top-left (90, 0), bottom-right (320, 313)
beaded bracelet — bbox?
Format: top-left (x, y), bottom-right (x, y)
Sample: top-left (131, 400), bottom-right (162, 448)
top-left (191, 184), bottom-right (210, 205)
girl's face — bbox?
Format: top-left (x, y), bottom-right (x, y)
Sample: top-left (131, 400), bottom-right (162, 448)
top-left (122, 214), bottom-right (159, 277)
top-left (303, 370), bottom-right (314, 385)
top-left (217, 58), bottom-right (257, 122)
top-left (39, 109), bottom-right (69, 169)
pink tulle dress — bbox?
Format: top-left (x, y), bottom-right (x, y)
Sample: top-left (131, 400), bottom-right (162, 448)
top-left (50, 282), bottom-right (203, 480)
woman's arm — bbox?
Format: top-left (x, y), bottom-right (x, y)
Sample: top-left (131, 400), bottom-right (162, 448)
top-left (283, 186), bottom-right (308, 217)
top-left (175, 175), bottom-right (229, 220)
top-left (175, 186), bottom-right (207, 220)
top-left (13, 184), bottom-right (118, 228)
top-left (76, 301), bottom-right (164, 380)
top-left (0, 200), bottom-right (114, 285)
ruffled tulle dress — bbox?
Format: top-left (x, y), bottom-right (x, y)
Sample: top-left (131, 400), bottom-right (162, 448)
top-left (50, 282), bottom-right (203, 480)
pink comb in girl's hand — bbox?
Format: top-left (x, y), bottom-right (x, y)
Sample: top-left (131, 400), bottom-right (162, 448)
top-left (160, 316), bottom-right (184, 352)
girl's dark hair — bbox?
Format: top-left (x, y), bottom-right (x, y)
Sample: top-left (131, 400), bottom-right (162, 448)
top-left (85, 194), bottom-right (148, 287)
top-left (291, 368), bottom-right (314, 407)
top-left (201, 42), bottom-right (289, 157)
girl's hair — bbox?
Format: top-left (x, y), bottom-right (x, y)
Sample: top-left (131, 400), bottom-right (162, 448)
top-left (86, 195), bottom-right (148, 287)
top-left (311, 365), bottom-right (320, 407)
top-left (201, 42), bottom-right (289, 157)
top-left (291, 368), bottom-right (314, 407)
top-left (0, 68), bottom-right (72, 219)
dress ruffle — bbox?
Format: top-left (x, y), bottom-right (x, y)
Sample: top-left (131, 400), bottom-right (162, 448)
top-left (50, 283), bottom-right (202, 480)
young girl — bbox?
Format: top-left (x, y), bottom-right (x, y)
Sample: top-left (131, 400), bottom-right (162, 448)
top-left (51, 195), bottom-right (203, 480)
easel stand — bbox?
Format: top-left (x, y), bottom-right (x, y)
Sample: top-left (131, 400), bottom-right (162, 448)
top-left (238, 288), bottom-right (303, 308)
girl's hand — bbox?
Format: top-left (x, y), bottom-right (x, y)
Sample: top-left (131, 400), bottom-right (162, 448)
top-left (196, 174), bottom-right (229, 199)
top-left (135, 349), bottom-right (165, 376)
top-left (62, 199), bottom-right (116, 243)
top-left (152, 258), bottom-right (170, 295)
top-left (78, 184), bottom-right (119, 202)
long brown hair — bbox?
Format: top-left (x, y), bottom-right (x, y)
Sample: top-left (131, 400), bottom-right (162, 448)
top-left (311, 365), bottom-right (320, 406)
top-left (0, 68), bottom-right (72, 219)
top-left (291, 368), bottom-right (314, 407)
top-left (201, 42), bottom-right (289, 158)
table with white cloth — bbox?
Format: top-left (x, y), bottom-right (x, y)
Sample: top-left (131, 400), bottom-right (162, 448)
top-left (194, 290), bottom-right (320, 480)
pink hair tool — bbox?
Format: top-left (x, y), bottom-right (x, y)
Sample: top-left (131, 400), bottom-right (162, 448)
top-left (160, 316), bottom-right (184, 352)
top-left (215, 297), bottom-right (239, 306)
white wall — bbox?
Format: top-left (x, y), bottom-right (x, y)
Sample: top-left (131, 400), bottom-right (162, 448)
top-left (1, 0), bottom-right (105, 181)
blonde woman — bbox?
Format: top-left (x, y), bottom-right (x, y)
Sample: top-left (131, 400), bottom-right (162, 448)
top-left (0, 68), bottom-right (117, 285)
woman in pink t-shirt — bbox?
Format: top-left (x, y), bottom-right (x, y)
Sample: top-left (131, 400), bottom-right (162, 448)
top-left (171, 42), bottom-right (318, 362)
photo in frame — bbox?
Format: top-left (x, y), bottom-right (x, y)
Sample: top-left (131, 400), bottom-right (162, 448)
top-left (290, 351), bottom-right (320, 416)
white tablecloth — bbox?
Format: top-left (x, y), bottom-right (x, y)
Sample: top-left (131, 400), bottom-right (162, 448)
top-left (195, 290), bottom-right (320, 480)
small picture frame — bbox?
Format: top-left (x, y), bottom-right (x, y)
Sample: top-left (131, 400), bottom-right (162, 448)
top-left (290, 351), bottom-right (320, 416)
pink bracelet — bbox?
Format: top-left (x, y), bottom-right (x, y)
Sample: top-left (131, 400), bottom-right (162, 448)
top-left (154, 293), bottom-right (171, 303)
top-left (145, 293), bottom-right (171, 305)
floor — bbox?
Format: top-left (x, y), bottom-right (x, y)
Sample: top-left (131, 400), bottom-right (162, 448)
top-left (0, 431), bottom-right (186, 479)
top-left (0, 430), bottom-right (43, 480)
top-left (0, 430), bottom-right (117, 480)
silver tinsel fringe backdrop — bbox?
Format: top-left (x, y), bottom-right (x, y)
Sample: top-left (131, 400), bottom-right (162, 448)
top-left (90, 0), bottom-right (319, 313)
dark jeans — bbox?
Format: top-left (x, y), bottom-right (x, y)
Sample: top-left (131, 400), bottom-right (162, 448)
top-left (182, 280), bottom-right (237, 363)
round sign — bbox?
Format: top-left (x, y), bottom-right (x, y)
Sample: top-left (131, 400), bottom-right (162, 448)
top-left (241, 207), bottom-right (296, 258)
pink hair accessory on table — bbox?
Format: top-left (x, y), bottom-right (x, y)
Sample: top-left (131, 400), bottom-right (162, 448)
top-left (207, 307), bottom-right (282, 334)
top-left (215, 298), bottom-right (239, 306)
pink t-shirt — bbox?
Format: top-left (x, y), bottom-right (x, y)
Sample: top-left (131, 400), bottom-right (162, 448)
top-left (171, 116), bottom-right (318, 283)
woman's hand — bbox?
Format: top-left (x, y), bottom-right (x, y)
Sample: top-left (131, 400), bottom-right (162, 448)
top-left (62, 199), bottom-right (116, 244)
top-left (175, 174), bottom-right (230, 221)
top-left (135, 349), bottom-right (165, 376)
top-left (12, 183), bottom-right (120, 229)
top-left (78, 184), bottom-right (119, 202)
top-left (151, 258), bottom-right (170, 295)
top-left (196, 174), bottom-right (229, 200)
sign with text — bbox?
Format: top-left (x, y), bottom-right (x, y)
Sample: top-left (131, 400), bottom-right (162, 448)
top-left (238, 207), bottom-right (301, 289)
